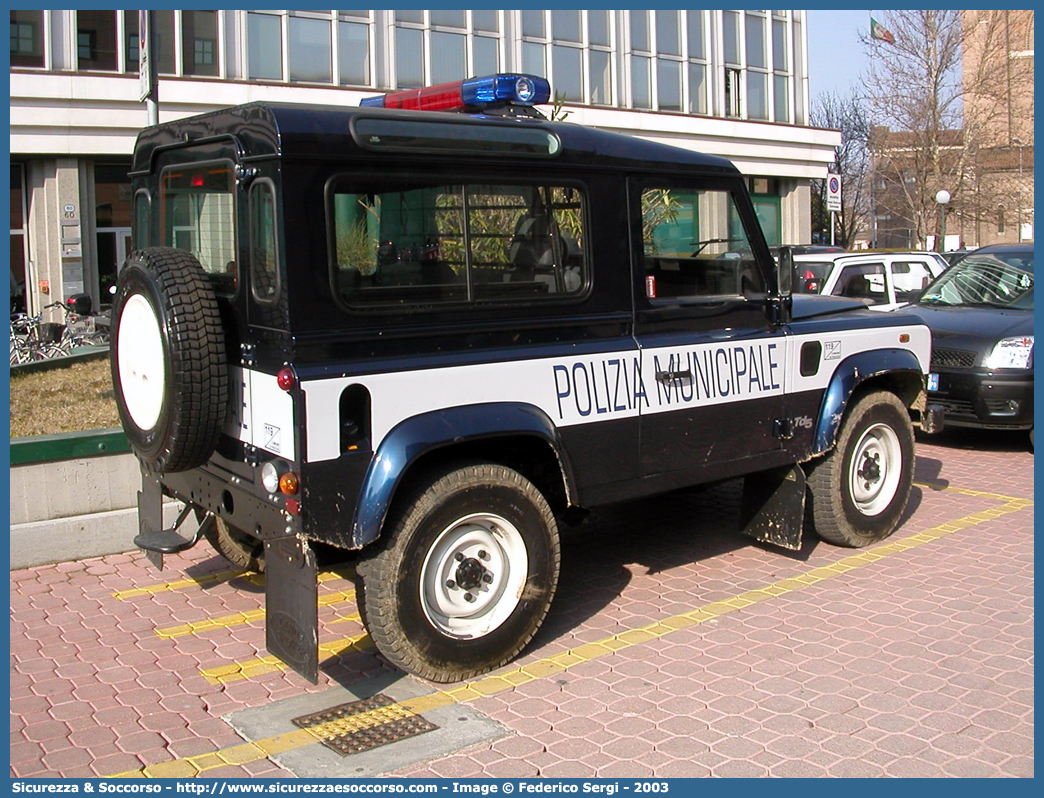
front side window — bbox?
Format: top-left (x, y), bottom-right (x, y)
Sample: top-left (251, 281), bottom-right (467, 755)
top-left (330, 180), bottom-right (587, 308)
top-left (161, 165), bottom-right (236, 293)
top-left (641, 186), bottom-right (765, 300)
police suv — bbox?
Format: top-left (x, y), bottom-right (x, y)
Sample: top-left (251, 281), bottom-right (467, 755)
top-left (111, 74), bottom-right (941, 684)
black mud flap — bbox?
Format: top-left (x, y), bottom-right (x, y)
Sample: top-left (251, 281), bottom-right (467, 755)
top-left (738, 464), bottom-right (806, 551)
top-left (265, 537), bottom-right (319, 684)
top-left (921, 403), bottom-right (945, 434)
top-left (134, 471), bottom-right (210, 570)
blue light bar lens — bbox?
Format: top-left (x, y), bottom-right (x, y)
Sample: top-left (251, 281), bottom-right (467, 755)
top-left (461, 74), bottom-right (551, 107)
top-left (359, 95), bottom-right (385, 107)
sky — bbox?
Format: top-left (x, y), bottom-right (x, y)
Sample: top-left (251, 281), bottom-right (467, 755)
top-left (806, 9), bottom-right (874, 102)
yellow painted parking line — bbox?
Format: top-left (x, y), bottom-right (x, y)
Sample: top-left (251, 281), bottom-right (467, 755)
top-left (200, 632), bottom-right (374, 684)
top-left (110, 492), bottom-right (1032, 779)
top-left (113, 569), bottom-right (262, 600)
top-left (114, 565), bottom-right (355, 601)
top-left (154, 589), bottom-right (358, 639)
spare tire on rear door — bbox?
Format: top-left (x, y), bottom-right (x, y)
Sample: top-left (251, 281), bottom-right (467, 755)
top-left (111, 247), bottom-right (228, 473)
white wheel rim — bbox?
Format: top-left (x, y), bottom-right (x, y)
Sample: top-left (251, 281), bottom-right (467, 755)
top-left (117, 293), bottom-right (166, 430)
top-left (848, 422), bottom-right (903, 516)
top-left (419, 513), bottom-right (529, 639)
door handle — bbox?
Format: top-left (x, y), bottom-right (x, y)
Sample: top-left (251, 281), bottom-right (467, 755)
top-left (655, 369), bottom-right (693, 385)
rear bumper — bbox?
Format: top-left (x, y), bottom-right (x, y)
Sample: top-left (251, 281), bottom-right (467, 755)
top-left (928, 369), bottom-right (1034, 430)
top-left (161, 464), bottom-right (296, 541)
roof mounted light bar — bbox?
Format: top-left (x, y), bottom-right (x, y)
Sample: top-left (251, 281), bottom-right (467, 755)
top-left (360, 73), bottom-right (552, 113)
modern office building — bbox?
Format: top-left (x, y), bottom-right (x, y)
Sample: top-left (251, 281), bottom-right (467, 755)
top-left (10, 10), bottom-right (839, 316)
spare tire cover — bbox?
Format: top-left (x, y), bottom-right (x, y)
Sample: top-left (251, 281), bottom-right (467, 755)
top-left (110, 247), bottom-right (229, 473)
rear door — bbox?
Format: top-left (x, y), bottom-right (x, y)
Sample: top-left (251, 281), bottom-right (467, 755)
top-left (631, 176), bottom-right (788, 481)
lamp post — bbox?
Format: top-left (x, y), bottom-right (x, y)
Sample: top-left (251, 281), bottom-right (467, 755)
top-left (934, 189), bottom-right (950, 253)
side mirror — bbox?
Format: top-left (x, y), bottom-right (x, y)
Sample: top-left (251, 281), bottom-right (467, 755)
top-left (776, 245), bottom-right (794, 296)
top-left (771, 245), bottom-right (793, 326)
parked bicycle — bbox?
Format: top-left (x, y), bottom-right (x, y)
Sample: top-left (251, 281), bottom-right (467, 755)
top-left (46, 294), bottom-right (111, 353)
top-left (9, 293), bottom-right (111, 365)
top-left (9, 312), bottom-right (66, 364)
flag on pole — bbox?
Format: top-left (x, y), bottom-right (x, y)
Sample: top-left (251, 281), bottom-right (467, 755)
top-left (870, 17), bottom-right (895, 44)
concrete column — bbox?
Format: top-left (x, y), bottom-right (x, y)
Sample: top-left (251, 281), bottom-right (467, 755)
top-left (779, 179), bottom-right (811, 245)
top-left (26, 157), bottom-right (86, 323)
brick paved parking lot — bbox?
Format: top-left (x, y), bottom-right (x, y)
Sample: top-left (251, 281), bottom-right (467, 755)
top-left (10, 429), bottom-right (1034, 779)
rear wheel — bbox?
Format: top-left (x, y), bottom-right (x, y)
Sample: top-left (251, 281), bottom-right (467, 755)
top-left (806, 390), bottom-right (914, 548)
top-left (357, 463), bottom-right (560, 683)
top-left (204, 517), bottom-right (266, 573)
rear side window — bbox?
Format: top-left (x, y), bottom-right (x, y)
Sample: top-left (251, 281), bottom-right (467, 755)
top-left (249, 179), bottom-right (280, 304)
top-left (833, 262), bottom-right (886, 303)
top-left (160, 164), bottom-right (237, 293)
top-left (329, 178), bottom-right (587, 307)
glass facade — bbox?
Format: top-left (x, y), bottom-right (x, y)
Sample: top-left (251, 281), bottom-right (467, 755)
top-left (12, 10), bottom-right (799, 126)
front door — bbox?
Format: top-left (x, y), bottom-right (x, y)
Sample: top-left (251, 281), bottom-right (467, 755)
top-left (632, 177), bottom-right (789, 482)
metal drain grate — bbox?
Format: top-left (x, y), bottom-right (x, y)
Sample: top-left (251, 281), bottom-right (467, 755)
top-left (292, 694), bottom-right (438, 756)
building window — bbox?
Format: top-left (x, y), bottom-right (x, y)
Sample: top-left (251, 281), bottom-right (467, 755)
top-left (10, 10), bottom-right (44, 68)
top-left (394, 11), bottom-right (502, 90)
top-left (725, 68), bottom-right (741, 118)
top-left (154, 11), bottom-right (175, 74)
top-left (686, 12), bottom-right (708, 115)
top-left (76, 11), bottom-right (118, 71)
top-left (338, 16), bottom-right (370, 86)
top-left (124, 11), bottom-right (139, 73)
top-left (628, 11), bottom-right (652, 109)
top-left (248, 13), bottom-right (282, 80)
top-left (182, 11), bottom-right (219, 77)
top-left (289, 16), bottom-right (332, 83)
top-left (246, 11), bottom-right (373, 87)
top-left (771, 13), bottom-right (792, 123)
top-left (998, 207), bottom-right (1005, 234)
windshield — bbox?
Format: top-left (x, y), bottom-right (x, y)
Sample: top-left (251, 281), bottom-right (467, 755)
top-left (919, 253), bottom-right (1034, 310)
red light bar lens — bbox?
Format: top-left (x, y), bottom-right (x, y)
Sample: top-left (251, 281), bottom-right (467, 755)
top-left (361, 73), bottom-right (551, 112)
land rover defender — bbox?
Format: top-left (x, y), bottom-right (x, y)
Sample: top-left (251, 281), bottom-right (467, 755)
top-left (111, 74), bottom-right (940, 683)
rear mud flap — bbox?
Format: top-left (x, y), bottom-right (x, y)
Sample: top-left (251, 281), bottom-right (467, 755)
top-left (739, 464), bottom-right (806, 551)
top-left (265, 537), bottom-right (319, 684)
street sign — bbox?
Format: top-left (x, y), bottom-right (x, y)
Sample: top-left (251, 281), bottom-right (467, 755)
top-left (826, 174), bottom-right (842, 212)
top-left (139, 11), bottom-right (154, 103)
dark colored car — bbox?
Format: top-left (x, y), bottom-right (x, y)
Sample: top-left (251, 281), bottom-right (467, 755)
top-left (904, 245), bottom-right (1034, 444)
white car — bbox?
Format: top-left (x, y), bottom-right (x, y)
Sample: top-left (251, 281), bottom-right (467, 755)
top-left (794, 251), bottom-right (948, 311)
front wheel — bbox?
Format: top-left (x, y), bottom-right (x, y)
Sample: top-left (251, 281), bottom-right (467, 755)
top-left (357, 463), bottom-right (560, 683)
top-left (806, 390), bottom-right (914, 548)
